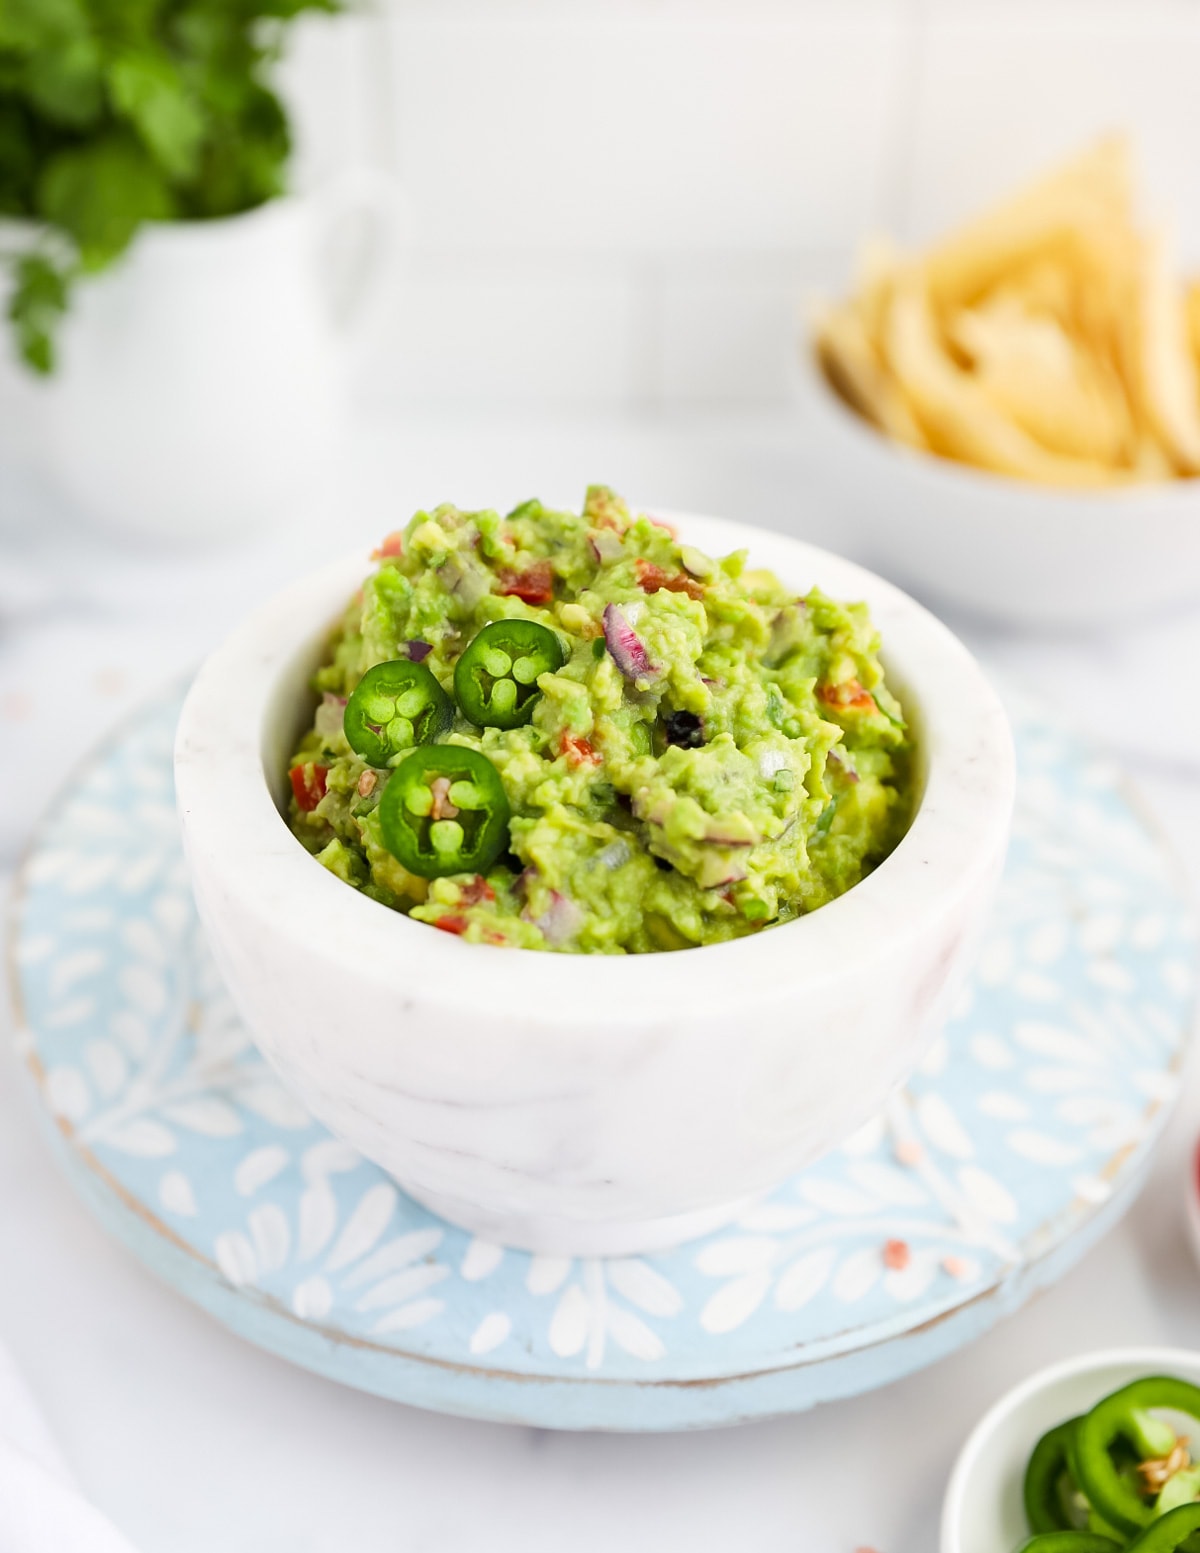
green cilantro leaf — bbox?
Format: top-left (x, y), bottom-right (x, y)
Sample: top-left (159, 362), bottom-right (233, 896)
top-left (25, 32), bottom-right (103, 126)
top-left (8, 250), bottom-right (70, 372)
top-left (109, 51), bottom-right (204, 181)
top-left (0, 0), bottom-right (89, 56)
top-left (38, 133), bottom-right (174, 268)
top-left (0, 0), bottom-right (340, 368)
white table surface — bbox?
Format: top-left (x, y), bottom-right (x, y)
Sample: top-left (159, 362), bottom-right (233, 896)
top-left (1, 407), bottom-right (1198, 1553)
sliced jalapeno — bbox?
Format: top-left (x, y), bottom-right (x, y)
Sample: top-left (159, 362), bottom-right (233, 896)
top-left (1017, 1536), bottom-right (1122, 1553)
top-left (344, 660), bottom-right (453, 766)
top-left (1127, 1504), bottom-right (1200, 1551)
top-left (378, 745), bottom-right (511, 879)
top-left (1072, 1378), bottom-right (1200, 1537)
top-left (454, 620), bottom-right (564, 730)
top-left (1025, 1419), bottom-right (1084, 1534)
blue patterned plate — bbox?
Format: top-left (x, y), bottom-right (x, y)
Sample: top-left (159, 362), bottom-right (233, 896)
top-left (8, 685), bottom-right (1196, 1430)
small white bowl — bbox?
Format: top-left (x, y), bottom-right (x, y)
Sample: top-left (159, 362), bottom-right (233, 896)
top-left (1184, 1137), bottom-right (1200, 1275)
top-left (174, 512), bottom-right (1014, 1256)
top-left (799, 346), bottom-right (1200, 631)
top-left (942, 1346), bottom-right (1200, 1553)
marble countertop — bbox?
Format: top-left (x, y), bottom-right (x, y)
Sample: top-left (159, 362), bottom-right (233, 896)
top-left (1, 407), bottom-right (1198, 1552)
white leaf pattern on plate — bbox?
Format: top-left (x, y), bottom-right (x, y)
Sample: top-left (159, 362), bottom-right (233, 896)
top-left (701, 1271), bottom-right (772, 1334)
top-left (774, 1247), bottom-right (837, 1312)
top-left (325, 1184), bottom-right (398, 1273)
top-left (235, 1146), bottom-right (290, 1197)
top-left (460, 1238), bottom-right (504, 1282)
top-left (469, 1312), bottom-right (512, 1355)
top-left (159, 1170), bottom-right (198, 1217)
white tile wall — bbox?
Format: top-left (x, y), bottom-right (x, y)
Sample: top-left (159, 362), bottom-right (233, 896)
top-left (279, 0), bottom-right (1200, 410)
top-left (654, 251), bottom-right (848, 407)
top-left (909, 0), bottom-right (1200, 250)
top-left (381, 251), bottom-right (643, 407)
top-left (384, 5), bottom-right (906, 255)
top-left (277, 11), bottom-right (385, 188)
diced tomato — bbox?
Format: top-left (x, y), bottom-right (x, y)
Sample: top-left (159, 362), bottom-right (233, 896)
top-left (459, 876), bottom-right (496, 906)
top-left (289, 763), bottom-right (328, 812)
top-left (882, 1238), bottom-right (910, 1271)
top-left (817, 678), bottom-right (876, 714)
top-left (635, 559), bottom-right (704, 601)
top-left (432, 914), bottom-right (470, 936)
top-left (498, 560), bottom-right (554, 605)
top-left (371, 532), bottom-right (404, 560)
top-left (560, 733), bottom-right (601, 767)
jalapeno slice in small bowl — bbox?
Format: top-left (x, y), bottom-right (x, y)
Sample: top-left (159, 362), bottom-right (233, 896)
top-left (1125, 1503), bottom-right (1200, 1552)
top-left (378, 745), bottom-right (511, 879)
top-left (344, 660), bottom-right (454, 766)
top-left (1071, 1378), bottom-right (1200, 1537)
top-left (454, 620), bottom-right (565, 730)
top-left (1016, 1536), bottom-right (1122, 1552)
top-left (1024, 1418), bottom-right (1084, 1534)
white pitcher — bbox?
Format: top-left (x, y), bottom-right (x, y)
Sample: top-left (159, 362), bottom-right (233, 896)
top-left (3, 175), bottom-right (396, 544)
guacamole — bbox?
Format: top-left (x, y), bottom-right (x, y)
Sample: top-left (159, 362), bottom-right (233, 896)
top-left (286, 487), bottom-right (913, 954)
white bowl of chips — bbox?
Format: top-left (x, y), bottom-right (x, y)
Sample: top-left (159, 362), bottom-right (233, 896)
top-left (805, 137), bottom-right (1200, 629)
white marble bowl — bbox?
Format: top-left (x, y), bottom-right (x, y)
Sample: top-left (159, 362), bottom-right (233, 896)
top-left (798, 345), bottom-right (1200, 630)
top-left (174, 513), bottom-right (1014, 1256)
top-left (941, 1348), bottom-right (1200, 1553)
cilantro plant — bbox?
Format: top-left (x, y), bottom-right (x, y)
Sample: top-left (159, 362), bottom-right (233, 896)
top-left (0, 0), bottom-right (338, 372)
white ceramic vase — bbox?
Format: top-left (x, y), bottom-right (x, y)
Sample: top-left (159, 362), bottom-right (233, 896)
top-left (1, 176), bottom-right (396, 543)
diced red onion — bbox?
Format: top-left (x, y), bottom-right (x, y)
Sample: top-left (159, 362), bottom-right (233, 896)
top-left (603, 603), bottom-right (656, 681)
top-left (406, 640), bottom-right (433, 662)
top-left (534, 890), bottom-right (584, 946)
top-left (702, 826), bottom-right (757, 848)
top-left (589, 529), bottom-right (625, 565)
top-left (695, 855), bottom-right (749, 889)
top-left (828, 749), bottom-right (860, 784)
top-left (315, 692), bottom-right (347, 739)
top-left (679, 545), bottom-right (713, 580)
top-left (768, 600), bottom-right (808, 662)
top-left (441, 553), bottom-right (490, 609)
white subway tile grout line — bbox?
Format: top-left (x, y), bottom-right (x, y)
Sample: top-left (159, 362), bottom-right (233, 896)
top-left (878, 0), bottom-right (929, 242)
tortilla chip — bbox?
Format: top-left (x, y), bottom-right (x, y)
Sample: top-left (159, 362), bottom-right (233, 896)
top-left (814, 301), bottom-right (927, 448)
top-left (884, 275), bottom-right (1130, 487)
top-left (807, 134), bottom-right (1200, 487)
top-left (1128, 228), bottom-right (1200, 474)
top-left (948, 291), bottom-right (1135, 464)
top-left (920, 136), bottom-right (1132, 307)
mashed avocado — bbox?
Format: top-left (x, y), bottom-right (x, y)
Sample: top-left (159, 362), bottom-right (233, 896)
top-left (287, 487), bottom-right (913, 954)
